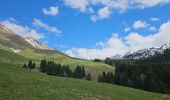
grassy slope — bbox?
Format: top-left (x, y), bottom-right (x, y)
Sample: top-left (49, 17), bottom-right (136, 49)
top-left (0, 28), bottom-right (113, 79)
top-left (0, 45), bottom-right (113, 80)
top-left (0, 44), bottom-right (111, 68)
top-left (0, 49), bottom-right (28, 66)
top-left (19, 48), bottom-right (111, 68)
top-left (19, 48), bottom-right (114, 79)
top-left (0, 62), bottom-right (170, 100)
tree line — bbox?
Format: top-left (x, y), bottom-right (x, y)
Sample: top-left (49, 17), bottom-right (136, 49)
top-left (98, 49), bottom-right (170, 94)
top-left (93, 57), bottom-right (114, 66)
top-left (23, 59), bottom-right (91, 81)
top-left (23, 60), bottom-right (36, 69)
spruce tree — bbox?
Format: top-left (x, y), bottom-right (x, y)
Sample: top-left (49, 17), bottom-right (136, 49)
top-left (74, 66), bottom-right (83, 78)
top-left (23, 63), bottom-right (27, 68)
top-left (31, 63), bottom-right (36, 69)
top-left (98, 75), bottom-right (102, 82)
top-left (40, 59), bottom-right (47, 73)
top-left (28, 60), bottom-right (33, 69)
top-left (81, 66), bottom-right (85, 78)
top-left (86, 72), bottom-right (92, 81)
top-left (101, 72), bottom-right (107, 83)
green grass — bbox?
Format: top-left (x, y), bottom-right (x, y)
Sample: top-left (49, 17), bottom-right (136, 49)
top-left (0, 31), bottom-right (114, 80)
top-left (0, 47), bottom-right (113, 80)
top-left (0, 62), bottom-right (170, 100)
top-left (20, 49), bottom-right (114, 80)
top-left (0, 49), bottom-right (28, 66)
top-left (19, 48), bottom-right (112, 68)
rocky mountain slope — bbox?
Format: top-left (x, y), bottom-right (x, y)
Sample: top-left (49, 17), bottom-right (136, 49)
top-left (25, 37), bottom-right (54, 50)
top-left (111, 44), bottom-right (169, 60)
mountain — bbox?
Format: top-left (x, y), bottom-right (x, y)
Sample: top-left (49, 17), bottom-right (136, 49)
top-left (0, 24), bottom-right (113, 80)
top-left (111, 44), bottom-right (169, 60)
top-left (123, 44), bottom-right (169, 60)
top-left (0, 24), bottom-right (32, 49)
top-left (25, 37), bottom-right (54, 50)
top-left (111, 54), bottom-right (122, 60)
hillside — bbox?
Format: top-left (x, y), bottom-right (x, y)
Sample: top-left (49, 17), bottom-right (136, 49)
top-left (0, 62), bottom-right (170, 100)
top-left (0, 24), bottom-right (113, 79)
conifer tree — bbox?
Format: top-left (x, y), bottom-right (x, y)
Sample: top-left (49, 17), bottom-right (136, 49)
top-left (40, 59), bottom-right (47, 72)
top-left (31, 63), bottom-right (36, 69)
top-left (23, 63), bottom-right (27, 68)
top-left (86, 72), bottom-right (92, 81)
top-left (28, 60), bottom-right (33, 69)
top-left (98, 75), bottom-right (102, 82)
top-left (81, 66), bottom-right (85, 78)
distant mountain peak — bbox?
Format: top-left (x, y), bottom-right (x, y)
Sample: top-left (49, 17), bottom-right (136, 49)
top-left (111, 54), bottom-right (122, 60)
top-left (111, 44), bottom-right (169, 60)
top-left (25, 37), bottom-right (54, 50)
top-left (160, 44), bottom-right (169, 49)
top-left (122, 44), bottom-right (168, 60)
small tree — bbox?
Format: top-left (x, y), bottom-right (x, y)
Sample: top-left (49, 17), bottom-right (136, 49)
top-left (101, 72), bottom-right (107, 83)
top-left (40, 59), bottom-right (47, 72)
top-left (74, 66), bottom-right (84, 78)
top-left (23, 63), bottom-right (27, 68)
top-left (86, 72), bottom-right (92, 81)
top-left (28, 60), bottom-right (33, 69)
top-left (98, 75), bottom-right (102, 82)
top-left (31, 63), bottom-right (36, 69)
top-left (81, 66), bottom-right (85, 78)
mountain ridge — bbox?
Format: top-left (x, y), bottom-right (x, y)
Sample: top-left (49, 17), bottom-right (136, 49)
top-left (111, 44), bottom-right (170, 60)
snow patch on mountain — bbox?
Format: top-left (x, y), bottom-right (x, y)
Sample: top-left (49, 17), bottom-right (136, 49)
top-left (25, 37), bottom-right (54, 50)
top-left (111, 44), bottom-right (170, 60)
top-left (123, 50), bottom-right (135, 57)
top-left (122, 44), bottom-right (168, 60)
top-left (10, 48), bottom-right (21, 53)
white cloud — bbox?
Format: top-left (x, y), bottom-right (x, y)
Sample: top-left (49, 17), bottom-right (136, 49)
top-left (124, 27), bottom-right (131, 32)
top-left (134, 0), bottom-right (170, 8)
top-left (63, 0), bottom-right (170, 21)
top-left (32, 18), bottom-right (61, 36)
top-left (0, 19), bottom-right (44, 39)
top-left (133, 20), bottom-right (149, 29)
top-left (149, 26), bottom-right (157, 31)
top-left (91, 7), bottom-right (111, 21)
top-left (150, 18), bottom-right (160, 21)
top-left (42, 6), bottom-right (59, 16)
top-left (64, 0), bottom-right (89, 12)
top-left (65, 20), bottom-right (170, 60)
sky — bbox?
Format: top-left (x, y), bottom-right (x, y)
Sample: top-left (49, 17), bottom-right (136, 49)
top-left (0, 0), bottom-right (170, 59)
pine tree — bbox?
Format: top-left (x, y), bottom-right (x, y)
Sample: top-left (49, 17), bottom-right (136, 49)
top-left (63, 65), bottom-right (73, 77)
top-left (31, 63), bottom-right (36, 69)
top-left (73, 66), bottom-right (86, 79)
top-left (81, 66), bottom-right (85, 78)
top-left (74, 66), bottom-right (81, 78)
top-left (86, 72), bottom-right (91, 81)
top-left (40, 59), bottom-right (47, 73)
top-left (101, 72), bottom-right (107, 83)
top-left (110, 72), bottom-right (114, 83)
top-left (98, 75), bottom-right (102, 82)
top-left (28, 60), bottom-right (33, 69)
top-left (23, 63), bottom-right (27, 68)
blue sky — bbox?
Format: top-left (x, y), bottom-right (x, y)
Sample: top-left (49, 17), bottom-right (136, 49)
top-left (0, 0), bottom-right (170, 59)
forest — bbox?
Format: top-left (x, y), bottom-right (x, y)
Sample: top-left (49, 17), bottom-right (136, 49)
top-left (98, 48), bottom-right (170, 94)
top-left (23, 59), bottom-right (92, 81)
